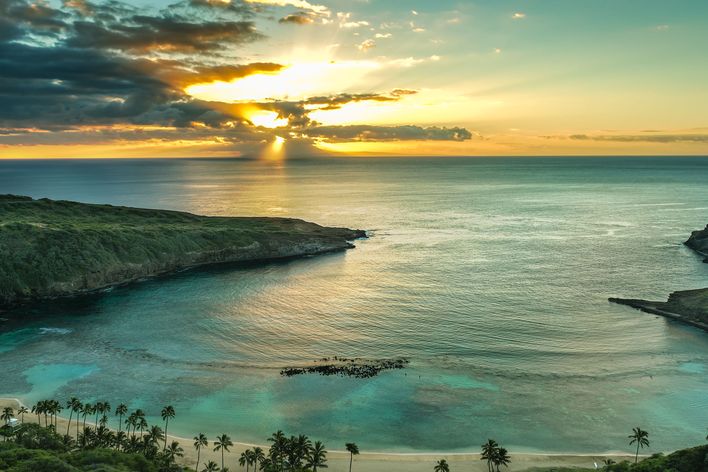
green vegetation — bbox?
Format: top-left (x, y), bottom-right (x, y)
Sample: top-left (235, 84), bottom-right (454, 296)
top-left (345, 442), bottom-right (359, 472)
top-left (628, 427), bottom-right (650, 464)
top-left (0, 195), bottom-right (365, 306)
top-left (480, 439), bottom-right (511, 471)
top-left (2, 400), bottom-right (706, 472)
top-left (522, 444), bottom-right (708, 471)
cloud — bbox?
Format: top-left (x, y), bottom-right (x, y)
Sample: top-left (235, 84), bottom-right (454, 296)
top-left (337, 12), bottom-right (369, 28)
top-left (243, 0), bottom-right (329, 15)
top-left (0, 0), bottom-right (473, 149)
top-left (304, 125), bottom-right (473, 142)
top-left (66, 16), bottom-right (262, 52)
top-left (569, 134), bottom-right (708, 143)
top-left (357, 39), bottom-right (375, 51)
top-left (278, 12), bottom-right (314, 24)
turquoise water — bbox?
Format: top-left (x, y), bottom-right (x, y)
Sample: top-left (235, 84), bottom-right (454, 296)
top-left (1, 157), bottom-right (707, 453)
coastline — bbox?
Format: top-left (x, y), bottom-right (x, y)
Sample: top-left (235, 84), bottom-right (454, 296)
top-left (0, 397), bottom-right (640, 471)
top-left (609, 297), bottom-right (708, 332)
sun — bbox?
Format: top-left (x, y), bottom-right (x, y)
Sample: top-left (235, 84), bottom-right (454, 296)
top-left (248, 110), bottom-right (288, 129)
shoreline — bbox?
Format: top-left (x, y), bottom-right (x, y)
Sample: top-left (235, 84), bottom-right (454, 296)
top-left (0, 397), bottom-right (643, 471)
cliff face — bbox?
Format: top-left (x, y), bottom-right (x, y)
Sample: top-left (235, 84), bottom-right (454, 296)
top-left (685, 224), bottom-right (708, 262)
top-left (0, 195), bottom-right (366, 306)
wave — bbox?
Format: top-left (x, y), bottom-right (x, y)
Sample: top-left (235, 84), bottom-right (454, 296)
top-left (39, 327), bottom-right (73, 335)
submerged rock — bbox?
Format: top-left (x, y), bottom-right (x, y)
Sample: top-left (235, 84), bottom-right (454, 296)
top-left (280, 357), bottom-right (409, 378)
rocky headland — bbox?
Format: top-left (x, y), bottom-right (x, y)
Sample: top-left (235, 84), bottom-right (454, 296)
top-left (0, 195), bottom-right (366, 307)
top-left (684, 224), bottom-right (708, 262)
top-left (609, 224), bottom-right (708, 332)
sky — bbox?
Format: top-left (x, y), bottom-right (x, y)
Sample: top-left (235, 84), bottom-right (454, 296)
top-left (1, 0), bottom-right (707, 158)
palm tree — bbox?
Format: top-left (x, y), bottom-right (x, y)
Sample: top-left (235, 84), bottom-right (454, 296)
top-left (345, 442), bottom-right (359, 472)
top-left (17, 406), bottom-right (28, 424)
top-left (149, 425), bottom-right (165, 447)
top-left (161, 405), bottom-right (175, 450)
top-left (434, 459), bottom-right (450, 472)
top-left (239, 450), bottom-right (250, 472)
top-left (194, 433), bottom-right (209, 472)
top-left (202, 460), bottom-right (220, 472)
top-left (628, 427), bottom-right (649, 464)
top-left (1, 407), bottom-right (14, 441)
top-left (602, 458), bottom-right (616, 471)
top-left (252, 446), bottom-right (266, 471)
top-left (268, 430), bottom-right (287, 471)
top-left (165, 440), bottom-right (184, 462)
top-left (137, 417), bottom-right (148, 438)
top-left (214, 433), bottom-right (233, 471)
top-left (306, 441), bottom-right (327, 472)
top-left (493, 447), bottom-right (511, 471)
top-left (83, 403), bottom-right (94, 430)
top-left (115, 404), bottom-right (128, 432)
top-left (480, 439), bottom-right (499, 472)
top-left (66, 398), bottom-right (81, 437)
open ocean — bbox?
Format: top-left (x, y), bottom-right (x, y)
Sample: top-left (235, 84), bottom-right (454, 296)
top-left (0, 156), bottom-right (707, 453)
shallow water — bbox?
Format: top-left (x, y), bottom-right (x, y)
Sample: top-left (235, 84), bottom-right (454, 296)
top-left (1, 157), bottom-right (707, 453)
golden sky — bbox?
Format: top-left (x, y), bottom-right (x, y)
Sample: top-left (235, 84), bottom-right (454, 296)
top-left (1, 0), bottom-right (707, 158)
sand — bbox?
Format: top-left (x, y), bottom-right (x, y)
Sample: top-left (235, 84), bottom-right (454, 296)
top-left (0, 398), bottom-right (638, 471)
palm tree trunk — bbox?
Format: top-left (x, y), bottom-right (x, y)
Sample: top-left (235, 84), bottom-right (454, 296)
top-left (635, 443), bottom-right (640, 464)
top-left (221, 449), bottom-right (225, 471)
top-left (195, 449), bottom-right (200, 472)
top-left (118, 414), bottom-right (122, 433)
top-left (349, 452), bottom-right (353, 472)
top-left (67, 411), bottom-right (73, 436)
top-left (164, 419), bottom-right (168, 450)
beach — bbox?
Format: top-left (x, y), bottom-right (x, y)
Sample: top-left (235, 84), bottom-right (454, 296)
top-left (0, 398), bottom-right (638, 471)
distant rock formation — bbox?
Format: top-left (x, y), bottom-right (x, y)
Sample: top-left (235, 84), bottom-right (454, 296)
top-left (685, 224), bottom-right (708, 262)
top-left (609, 223), bottom-right (708, 332)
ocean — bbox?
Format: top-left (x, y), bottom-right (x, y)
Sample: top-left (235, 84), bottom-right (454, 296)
top-left (0, 156), bottom-right (707, 453)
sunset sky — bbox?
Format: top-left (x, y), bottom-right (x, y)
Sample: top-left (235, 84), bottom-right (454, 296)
top-left (1, 0), bottom-right (707, 158)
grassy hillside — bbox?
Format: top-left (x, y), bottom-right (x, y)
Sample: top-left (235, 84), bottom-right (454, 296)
top-left (0, 195), bottom-right (364, 306)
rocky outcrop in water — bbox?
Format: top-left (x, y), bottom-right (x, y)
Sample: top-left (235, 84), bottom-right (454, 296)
top-left (685, 224), bottom-right (708, 262)
top-left (609, 223), bottom-right (708, 332)
top-left (280, 357), bottom-right (409, 378)
top-left (0, 195), bottom-right (366, 307)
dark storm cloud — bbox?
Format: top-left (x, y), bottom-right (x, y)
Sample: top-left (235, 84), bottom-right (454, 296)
top-left (66, 16), bottom-right (262, 52)
top-left (305, 125), bottom-right (473, 142)
top-left (1, 0), bottom-right (69, 33)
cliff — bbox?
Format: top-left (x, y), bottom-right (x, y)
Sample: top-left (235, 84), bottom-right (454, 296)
top-left (685, 224), bottom-right (708, 262)
top-left (0, 195), bottom-right (366, 306)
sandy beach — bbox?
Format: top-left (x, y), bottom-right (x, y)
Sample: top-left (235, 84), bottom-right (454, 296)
top-left (1, 398), bottom-right (639, 471)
